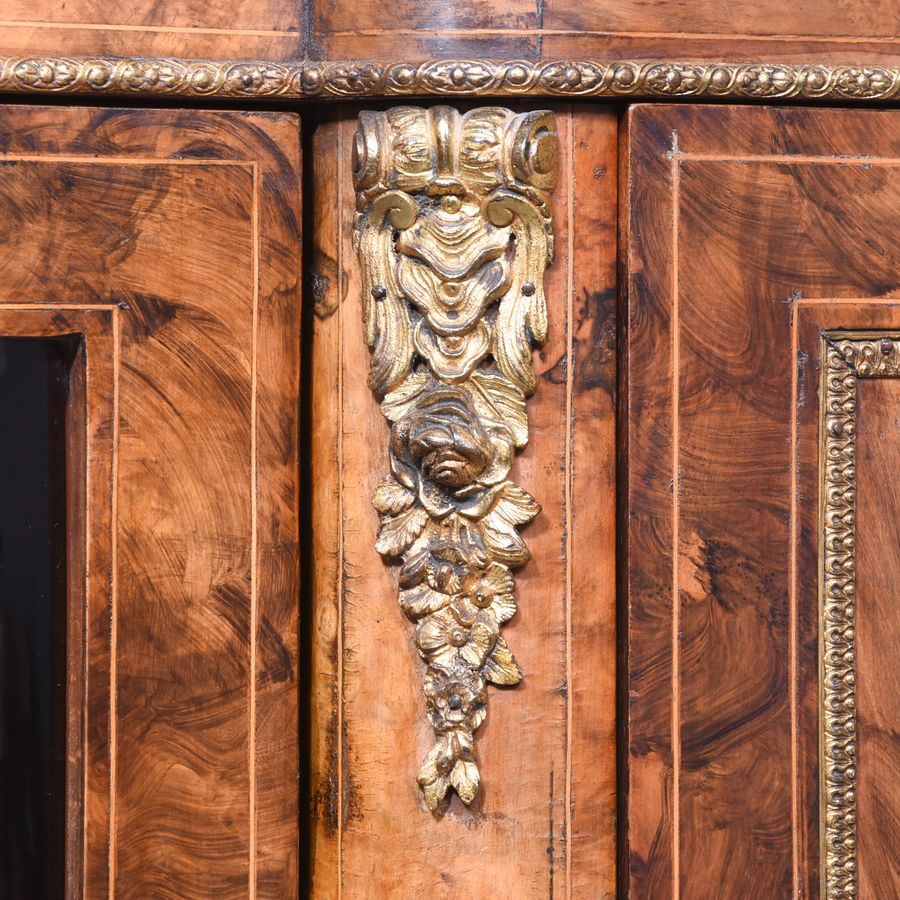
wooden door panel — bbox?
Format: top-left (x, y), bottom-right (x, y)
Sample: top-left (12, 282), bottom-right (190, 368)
top-left (0, 106), bottom-right (301, 898)
top-left (624, 104), bottom-right (900, 898)
top-left (306, 104), bottom-right (617, 899)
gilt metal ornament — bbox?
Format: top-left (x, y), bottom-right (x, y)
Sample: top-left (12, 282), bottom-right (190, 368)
top-left (820, 334), bottom-right (900, 899)
top-left (353, 105), bottom-right (557, 809)
top-left (5, 56), bottom-right (900, 103)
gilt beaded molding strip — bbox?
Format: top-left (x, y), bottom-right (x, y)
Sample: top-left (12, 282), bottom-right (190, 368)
top-left (821, 334), bottom-right (900, 899)
top-left (5, 56), bottom-right (900, 101)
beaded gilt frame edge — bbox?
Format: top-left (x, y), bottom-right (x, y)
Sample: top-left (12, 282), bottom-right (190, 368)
top-left (2, 57), bottom-right (900, 102)
top-left (821, 333), bottom-right (900, 899)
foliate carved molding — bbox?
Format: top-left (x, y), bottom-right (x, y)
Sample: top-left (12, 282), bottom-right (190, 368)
top-left (4, 56), bottom-right (900, 101)
top-left (353, 106), bottom-right (557, 810)
top-left (821, 335), bottom-right (900, 899)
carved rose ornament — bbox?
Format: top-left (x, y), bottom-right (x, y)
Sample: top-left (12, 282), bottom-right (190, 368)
top-left (353, 105), bottom-right (558, 809)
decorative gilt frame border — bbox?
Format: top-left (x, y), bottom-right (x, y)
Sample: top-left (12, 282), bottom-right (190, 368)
top-left (4, 57), bottom-right (900, 102)
top-left (821, 333), bottom-right (900, 899)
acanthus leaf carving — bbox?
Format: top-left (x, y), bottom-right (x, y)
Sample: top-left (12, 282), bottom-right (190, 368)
top-left (354, 105), bottom-right (557, 809)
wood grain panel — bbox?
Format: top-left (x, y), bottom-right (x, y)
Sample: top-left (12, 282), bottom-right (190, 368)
top-left (316, 0), bottom-right (536, 33)
top-left (536, 34), bottom-right (900, 65)
top-left (855, 376), bottom-right (900, 899)
top-left (0, 28), bottom-right (304, 61)
top-left (313, 31), bottom-right (541, 62)
top-left (544, 0), bottom-right (900, 38)
top-left (624, 105), bottom-right (900, 898)
top-left (308, 32), bottom-right (900, 69)
top-left (1, 0), bottom-right (298, 29)
top-left (303, 0), bottom-right (898, 66)
top-left (306, 108), bottom-right (341, 900)
top-left (0, 0), bottom-right (305, 61)
top-left (311, 0), bottom-right (539, 58)
top-left (620, 102), bottom-right (676, 900)
top-left (114, 159), bottom-right (255, 900)
top-left (566, 107), bottom-right (618, 898)
top-left (0, 106), bottom-right (301, 899)
top-left (307, 103), bottom-right (616, 899)
top-left (0, 1), bottom-right (303, 60)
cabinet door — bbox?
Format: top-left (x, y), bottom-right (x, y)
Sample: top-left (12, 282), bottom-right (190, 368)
top-left (0, 106), bottom-right (301, 899)
top-left (624, 104), bottom-right (900, 898)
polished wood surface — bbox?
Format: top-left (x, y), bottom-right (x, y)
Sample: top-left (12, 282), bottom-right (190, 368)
top-left (624, 104), bottom-right (900, 898)
top-left (0, 2), bottom-right (304, 61)
top-left (306, 103), bottom-right (616, 898)
top-left (0, 106), bottom-right (301, 898)
top-left (0, 0), bottom-right (898, 65)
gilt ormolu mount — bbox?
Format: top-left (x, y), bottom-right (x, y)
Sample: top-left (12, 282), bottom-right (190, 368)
top-left (352, 105), bottom-right (557, 809)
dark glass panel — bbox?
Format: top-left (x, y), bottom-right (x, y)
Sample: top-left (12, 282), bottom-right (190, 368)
top-left (0, 338), bottom-right (77, 900)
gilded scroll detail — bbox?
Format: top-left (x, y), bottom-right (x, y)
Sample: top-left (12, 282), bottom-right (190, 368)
top-left (4, 57), bottom-right (900, 102)
top-left (353, 106), bottom-right (557, 809)
top-left (821, 335), bottom-right (900, 898)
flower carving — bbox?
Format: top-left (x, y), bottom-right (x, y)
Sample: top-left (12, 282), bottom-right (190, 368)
top-left (224, 63), bottom-right (288, 95)
top-left (390, 386), bottom-right (511, 519)
top-left (355, 106), bottom-right (556, 810)
top-left (737, 65), bottom-right (794, 96)
top-left (424, 666), bottom-right (487, 733)
top-left (459, 562), bottom-right (516, 623)
top-left (419, 668), bottom-right (484, 808)
top-left (416, 602), bottom-right (499, 669)
top-left (644, 64), bottom-right (703, 95)
top-left (835, 67), bottom-right (893, 98)
top-left (422, 61), bottom-right (496, 92)
top-left (14, 59), bottom-right (78, 90)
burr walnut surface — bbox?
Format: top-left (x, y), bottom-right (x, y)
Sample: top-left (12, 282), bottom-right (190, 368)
top-left (308, 103), bottom-right (616, 898)
top-left (0, 105), bottom-right (302, 899)
top-left (623, 103), bottom-right (900, 899)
